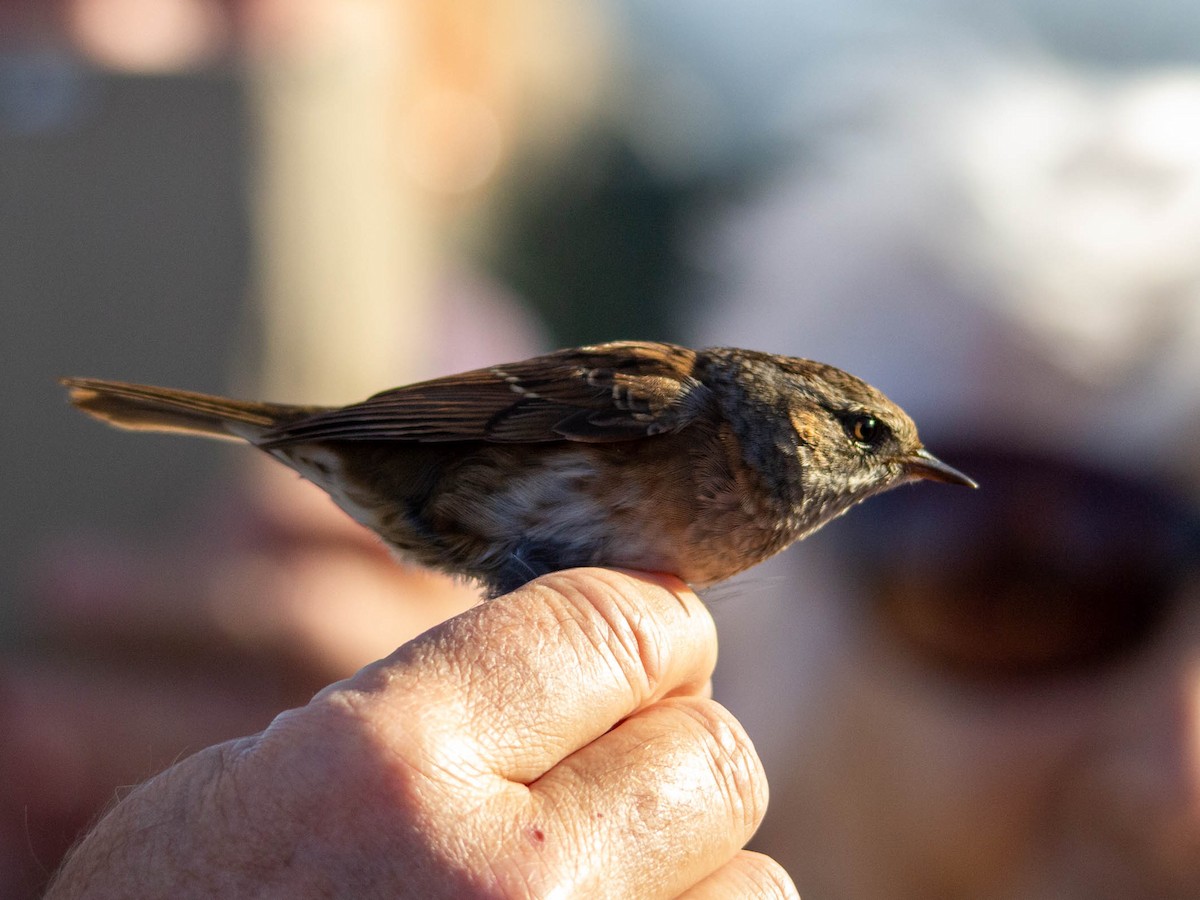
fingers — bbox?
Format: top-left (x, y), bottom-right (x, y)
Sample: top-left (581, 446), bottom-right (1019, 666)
top-left (339, 567), bottom-right (719, 782)
top-left (524, 696), bottom-right (771, 898)
top-left (293, 566), bottom-right (752, 896)
top-left (679, 851), bottom-right (800, 899)
top-left (258, 567), bottom-right (766, 897)
top-left (44, 566), bottom-right (785, 899)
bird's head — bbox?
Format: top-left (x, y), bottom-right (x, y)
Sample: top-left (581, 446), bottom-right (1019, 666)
top-left (780, 358), bottom-right (977, 524)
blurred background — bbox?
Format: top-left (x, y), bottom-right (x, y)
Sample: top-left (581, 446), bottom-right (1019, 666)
top-left (4, 0), bottom-right (1200, 897)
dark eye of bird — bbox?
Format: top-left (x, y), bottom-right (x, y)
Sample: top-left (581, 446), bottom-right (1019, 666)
top-left (846, 414), bottom-right (888, 448)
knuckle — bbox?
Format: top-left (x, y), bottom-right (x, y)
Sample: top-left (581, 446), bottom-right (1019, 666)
top-left (533, 568), bottom-right (714, 702)
top-left (669, 698), bottom-right (769, 833)
top-left (292, 687), bottom-right (471, 818)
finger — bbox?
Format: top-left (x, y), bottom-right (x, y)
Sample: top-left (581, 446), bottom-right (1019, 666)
top-left (338, 567), bottom-right (718, 783)
top-left (520, 696), bottom-right (768, 899)
top-left (678, 851), bottom-right (800, 899)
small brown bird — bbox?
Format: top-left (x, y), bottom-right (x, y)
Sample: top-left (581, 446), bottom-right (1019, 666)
top-left (62, 341), bottom-right (975, 595)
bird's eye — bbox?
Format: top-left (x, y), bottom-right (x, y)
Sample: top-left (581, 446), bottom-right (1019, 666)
top-left (847, 414), bottom-right (887, 448)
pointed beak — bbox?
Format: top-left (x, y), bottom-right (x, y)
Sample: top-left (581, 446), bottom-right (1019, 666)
top-left (905, 448), bottom-right (979, 488)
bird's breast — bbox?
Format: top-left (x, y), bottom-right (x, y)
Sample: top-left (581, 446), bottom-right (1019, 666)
top-left (303, 431), bottom-right (804, 589)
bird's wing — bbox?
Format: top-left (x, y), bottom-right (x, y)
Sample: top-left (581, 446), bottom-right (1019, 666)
top-left (260, 341), bottom-right (712, 445)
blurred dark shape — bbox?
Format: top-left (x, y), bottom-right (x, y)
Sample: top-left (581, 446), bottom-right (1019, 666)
top-left (835, 447), bottom-right (1200, 680)
top-left (483, 126), bottom-right (762, 348)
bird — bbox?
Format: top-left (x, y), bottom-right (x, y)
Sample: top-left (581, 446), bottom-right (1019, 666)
top-left (61, 341), bottom-right (976, 596)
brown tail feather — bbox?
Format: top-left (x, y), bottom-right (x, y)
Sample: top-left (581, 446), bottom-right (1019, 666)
top-left (60, 377), bottom-right (325, 443)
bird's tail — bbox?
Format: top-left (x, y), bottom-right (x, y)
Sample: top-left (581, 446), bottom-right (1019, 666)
top-left (60, 377), bottom-right (324, 443)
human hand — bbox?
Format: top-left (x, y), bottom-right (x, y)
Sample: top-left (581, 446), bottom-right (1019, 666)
top-left (45, 568), bottom-right (795, 898)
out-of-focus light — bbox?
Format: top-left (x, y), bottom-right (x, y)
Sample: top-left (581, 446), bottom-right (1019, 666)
top-left (67, 0), bottom-right (230, 73)
top-left (955, 70), bottom-right (1200, 384)
top-left (401, 88), bottom-right (504, 195)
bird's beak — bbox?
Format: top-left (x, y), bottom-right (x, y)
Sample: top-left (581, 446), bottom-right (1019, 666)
top-left (905, 448), bottom-right (978, 488)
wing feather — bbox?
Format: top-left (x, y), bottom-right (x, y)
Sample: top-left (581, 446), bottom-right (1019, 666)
top-left (260, 341), bottom-right (711, 446)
